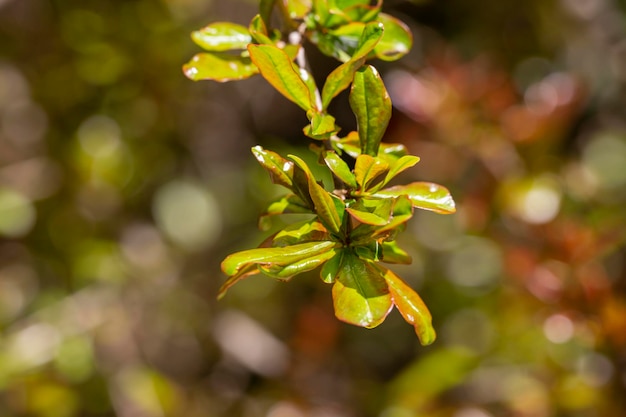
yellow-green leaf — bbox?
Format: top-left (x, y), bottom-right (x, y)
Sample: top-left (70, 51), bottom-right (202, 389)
top-left (248, 44), bottom-right (315, 111)
top-left (191, 23), bottom-right (252, 51)
top-left (332, 251), bottom-right (392, 328)
top-left (290, 154), bottom-right (345, 234)
top-left (249, 14), bottom-right (274, 44)
top-left (259, 248), bottom-right (337, 279)
top-left (251, 146), bottom-right (294, 189)
top-left (320, 248), bottom-right (344, 283)
top-left (372, 155), bottom-right (420, 192)
top-left (375, 13), bottom-right (413, 61)
top-left (324, 151), bottom-right (357, 188)
top-left (372, 182), bottom-right (456, 214)
top-left (321, 22), bottom-right (384, 109)
top-left (350, 65), bottom-right (391, 156)
top-left (221, 240), bottom-right (338, 276)
top-left (381, 266), bottom-right (436, 345)
top-left (354, 154), bottom-right (389, 191)
top-left (380, 240), bottom-right (412, 264)
top-left (183, 53), bottom-right (258, 82)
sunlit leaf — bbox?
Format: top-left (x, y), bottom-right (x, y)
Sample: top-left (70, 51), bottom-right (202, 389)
top-left (183, 53), bottom-right (257, 82)
top-left (375, 13), bottom-right (413, 61)
top-left (259, 194), bottom-right (313, 230)
top-left (272, 218), bottom-right (330, 246)
top-left (332, 251), bottom-right (392, 328)
top-left (370, 195), bottom-right (414, 239)
top-left (381, 266), bottom-right (435, 345)
top-left (286, 0), bottom-right (312, 19)
top-left (324, 151), bottom-right (357, 188)
top-left (375, 155), bottom-right (421, 191)
top-left (372, 182), bottom-right (456, 214)
top-left (249, 14), bottom-right (274, 44)
top-left (251, 146), bottom-right (294, 189)
top-left (380, 240), bottom-right (412, 264)
top-left (354, 154), bottom-right (389, 191)
top-left (305, 111), bottom-right (339, 140)
top-left (191, 23), bottom-right (252, 51)
top-left (354, 240), bottom-right (382, 261)
top-left (320, 248), bottom-right (344, 283)
top-left (346, 197), bottom-right (393, 227)
top-left (350, 65), bottom-right (391, 156)
top-left (248, 44), bottom-right (315, 111)
top-left (221, 240), bottom-right (338, 276)
top-left (321, 22), bottom-right (383, 109)
top-left (259, 247), bottom-right (338, 279)
top-left (290, 154), bottom-right (345, 234)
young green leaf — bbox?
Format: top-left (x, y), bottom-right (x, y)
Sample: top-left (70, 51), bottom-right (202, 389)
top-left (285, 0), bottom-right (312, 19)
top-left (354, 154), bottom-right (389, 191)
top-left (346, 197), bottom-right (393, 226)
top-left (183, 53), bottom-right (258, 82)
top-left (272, 218), bottom-right (330, 247)
top-left (374, 13), bottom-right (413, 61)
top-left (372, 182), bottom-right (456, 214)
top-left (324, 151), bottom-right (357, 188)
top-left (320, 248), bottom-right (344, 283)
top-left (320, 22), bottom-right (384, 109)
top-left (370, 155), bottom-right (420, 192)
top-left (332, 251), bottom-right (392, 328)
top-left (380, 240), bottom-right (412, 264)
top-left (221, 240), bottom-right (338, 276)
top-left (249, 14), bottom-right (274, 44)
top-left (248, 44), bottom-right (315, 111)
top-left (290, 154), bottom-right (345, 234)
top-left (251, 146), bottom-right (294, 189)
top-left (191, 23), bottom-right (252, 51)
top-left (259, 248), bottom-right (338, 279)
top-left (350, 65), bottom-right (391, 156)
top-left (305, 111), bottom-right (339, 140)
top-left (381, 266), bottom-right (436, 345)
top-left (259, 194), bottom-right (313, 230)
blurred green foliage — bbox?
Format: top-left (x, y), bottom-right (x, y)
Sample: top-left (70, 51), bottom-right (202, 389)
top-left (1, 0), bottom-right (625, 416)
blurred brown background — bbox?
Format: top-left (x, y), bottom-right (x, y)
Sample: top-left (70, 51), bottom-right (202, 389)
top-left (1, 0), bottom-right (625, 416)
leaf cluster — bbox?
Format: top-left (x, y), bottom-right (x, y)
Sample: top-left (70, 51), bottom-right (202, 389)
top-left (183, 0), bottom-right (456, 345)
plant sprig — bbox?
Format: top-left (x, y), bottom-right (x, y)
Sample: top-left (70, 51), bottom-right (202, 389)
top-left (183, 0), bottom-right (456, 345)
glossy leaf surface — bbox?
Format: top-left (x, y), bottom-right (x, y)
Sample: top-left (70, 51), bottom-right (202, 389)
top-left (380, 240), bottom-right (412, 264)
top-left (372, 182), bottom-right (456, 214)
top-left (350, 65), bottom-right (391, 156)
top-left (324, 151), bottom-right (357, 188)
top-left (320, 22), bottom-right (383, 109)
top-left (191, 23), bottom-right (252, 51)
top-left (221, 240), bottom-right (338, 276)
top-left (320, 248), bottom-right (344, 283)
top-left (332, 251), bottom-right (392, 328)
top-left (183, 53), bottom-right (257, 82)
top-left (354, 154), bottom-right (389, 191)
top-left (272, 218), bottom-right (330, 246)
top-left (248, 44), bottom-right (314, 111)
top-left (251, 146), bottom-right (295, 190)
top-left (290, 154), bottom-right (344, 234)
top-left (259, 248), bottom-right (337, 279)
top-left (374, 13), bottom-right (413, 61)
top-left (382, 266), bottom-right (436, 345)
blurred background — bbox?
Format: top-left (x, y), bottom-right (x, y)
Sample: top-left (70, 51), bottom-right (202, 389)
top-left (1, 0), bottom-right (626, 416)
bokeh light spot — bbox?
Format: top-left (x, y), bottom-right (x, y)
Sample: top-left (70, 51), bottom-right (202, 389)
top-left (543, 314), bottom-right (575, 344)
top-left (0, 188), bottom-right (36, 237)
top-left (152, 180), bottom-right (222, 251)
